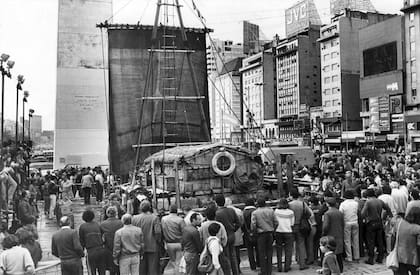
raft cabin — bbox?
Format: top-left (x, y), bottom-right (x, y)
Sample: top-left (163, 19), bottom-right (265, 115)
top-left (142, 143), bottom-right (264, 208)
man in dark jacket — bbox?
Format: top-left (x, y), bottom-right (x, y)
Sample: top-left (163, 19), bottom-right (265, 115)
top-left (243, 198), bottom-right (259, 270)
top-left (52, 216), bottom-right (84, 275)
top-left (361, 188), bottom-right (392, 264)
top-left (100, 206), bottom-right (123, 275)
top-left (322, 197), bottom-right (344, 272)
top-left (18, 190), bottom-right (35, 224)
top-left (181, 213), bottom-right (203, 275)
top-left (215, 194), bottom-right (240, 275)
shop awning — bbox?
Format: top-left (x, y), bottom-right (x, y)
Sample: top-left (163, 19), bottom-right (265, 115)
top-left (325, 138), bottom-right (341, 144)
top-left (405, 114), bottom-right (420, 123)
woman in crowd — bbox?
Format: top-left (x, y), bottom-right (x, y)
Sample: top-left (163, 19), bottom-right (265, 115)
top-left (0, 234), bottom-right (35, 275)
top-left (274, 198), bottom-right (294, 272)
top-left (61, 173), bottom-right (74, 200)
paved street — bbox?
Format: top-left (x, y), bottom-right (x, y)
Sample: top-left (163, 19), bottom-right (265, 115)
top-left (35, 198), bottom-right (392, 275)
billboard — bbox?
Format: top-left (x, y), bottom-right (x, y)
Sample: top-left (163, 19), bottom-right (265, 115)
top-left (378, 95), bottom-right (390, 132)
top-left (369, 97), bottom-right (380, 133)
top-left (390, 95), bottom-right (403, 114)
top-left (107, 25), bottom-right (211, 175)
top-left (243, 21), bottom-right (259, 55)
top-left (285, 0), bottom-right (322, 37)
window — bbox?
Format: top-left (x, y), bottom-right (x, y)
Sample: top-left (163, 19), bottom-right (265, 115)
top-left (333, 99), bottom-right (340, 106)
top-left (362, 98), bottom-right (369, 112)
top-left (323, 65), bottom-right (331, 72)
top-left (325, 100), bottom-right (331, 107)
top-left (411, 42), bottom-right (416, 58)
top-left (363, 42), bottom-right (398, 76)
top-left (332, 75), bottom-right (339, 82)
top-left (332, 63), bottom-right (339, 70)
top-left (410, 12), bottom-right (415, 21)
top-left (324, 112), bottom-right (331, 117)
top-left (410, 26), bottom-right (416, 42)
top-left (324, 89), bottom-right (331, 95)
top-left (332, 87), bottom-right (340, 94)
top-left (413, 72), bottom-right (417, 84)
top-left (333, 111), bottom-right (341, 117)
top-left (411, 60), bottom-right (417, 73)
top-left (331, 52), bottom-right (339, 59)
top-left (324, 77), bottom-right (331, 84)
top-left (324, 54), bottom-right (330, 61)
top-left (413, 88), bottom-right (417, 97)
top-left (331, 38), bottom-right (339, 47)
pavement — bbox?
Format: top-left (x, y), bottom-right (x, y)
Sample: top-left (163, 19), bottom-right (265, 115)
top-left (35, 198), bottom-right (393, 275)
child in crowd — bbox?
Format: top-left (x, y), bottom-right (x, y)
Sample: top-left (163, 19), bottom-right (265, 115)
top-left (317, 236), bottom-right (340, 275)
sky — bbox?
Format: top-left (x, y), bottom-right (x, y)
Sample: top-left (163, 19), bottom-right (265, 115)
top-left (0, 0), bottom-right (404, 130)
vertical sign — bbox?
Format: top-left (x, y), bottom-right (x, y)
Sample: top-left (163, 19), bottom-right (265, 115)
top-left (378, 95), bottom-right (390, 131)
top-left (390, 95), bottom-right (403, 114)
top-left (369, 97), bottom-right (380, 133)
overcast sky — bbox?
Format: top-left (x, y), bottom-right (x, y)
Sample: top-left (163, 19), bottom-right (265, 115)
top-left (0, 0), bottom-right (403, 130)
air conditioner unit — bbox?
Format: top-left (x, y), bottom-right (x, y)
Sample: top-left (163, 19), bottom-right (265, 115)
top-left (413, 96), bottom-right (417, 101)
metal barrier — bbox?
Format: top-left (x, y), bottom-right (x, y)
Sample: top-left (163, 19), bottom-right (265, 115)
top-left (35, 260), bottom-right (61, 275)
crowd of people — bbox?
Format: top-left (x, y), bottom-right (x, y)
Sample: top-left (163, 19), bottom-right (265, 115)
top-left (1, 151), bottom-right (420, 275)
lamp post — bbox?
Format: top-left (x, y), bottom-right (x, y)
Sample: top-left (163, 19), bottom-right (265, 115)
top-left (0, 54), bottom-right (14, 152)
top-left (22, 91), bottom-right (29, 143)
top-left (28, 109), bottom-right (34, 143)
top-left (16, 75), bottom-right (24, 149)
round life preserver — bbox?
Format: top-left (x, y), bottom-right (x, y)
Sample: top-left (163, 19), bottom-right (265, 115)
top-left (212, 151), bottom-right (236, 177)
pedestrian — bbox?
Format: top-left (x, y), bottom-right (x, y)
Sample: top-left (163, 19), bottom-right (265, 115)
top-left (200, 204), bottom-right (230, 275)
top-left (100, 206), bottom-right (123, 275)
top-left (181, 212), bottom-right (203, 275)
top-left (274, 198), bottom-right (294, 272)
top-left (391, 181), bottom-right (408, 216)
top-left (242, 198), bottom-right (258, 271)
top-left (361, 188), bottom-right (392, 265)
top-left (51, 216), bottom-right (84, 275)
top-left (202, 222), bottom-right (224, 275)
top-left (42, 180), bottom-right (51, 216)
top-left (49, 179), bottom-right (59, 220)
top-left (79, 208), bottom-right (108, 275)
top-left (81, 170), bottom-right (94, 205)
top-left (95, 170), bottom-right (105, 203)
top-left (289, 189), bottom-right (312, 270)
top-left (113, 214), bottom-right (144, 275)
top-left (406, 189), bottom-right (420, 216)
top-left (0, 234), bottom-right (35, 275)
top-left (215, 194), bottom-right (240, 275)
top-left (132, 200), bottom-right (161, 275)
top-left (308, 196), bottom-right (323, 264)
top-left (339, 190), bottom-right (360, 262)
top-left (322, 197), bottom-right (344, 272)
top-left (17, 190), bottom-right (36, 226)
top-left (317, 236), bottom-right (340, 275)
top-left (16, 228), bottom-right (42, 267)
top-left (61, 173), bottom-right (74, 200)
top-left (251, 197), bottom-right (278, 275)
top-left (161, 204), bottom-right (186, 275)
top-left (103, 193), bottom-right (125, 220)
top-left (392, 206), bottom-right (420, 274)
top-left (225, 197), bottom-right (244, 273)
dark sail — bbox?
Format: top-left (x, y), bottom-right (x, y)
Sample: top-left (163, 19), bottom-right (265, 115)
top-left (107, 24), bottom-right (211, 175)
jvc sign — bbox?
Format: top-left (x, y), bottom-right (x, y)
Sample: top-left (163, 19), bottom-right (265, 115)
top-left (285, 0), bottom-right (321, 37)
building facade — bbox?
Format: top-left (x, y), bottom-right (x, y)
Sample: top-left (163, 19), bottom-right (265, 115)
top-left (402, 0), bottom-right (420, 151)
top-left (212, 58), bottom-right (243, 144)
top-left (240, 50), bottom-right (276, 144)
top-left (330, 0), bottom-right (376, 16)
top-left (275, 25), bottom-right (322, 146)
top-left (319, 10), bottom-right (394, 148)
top-left (359, 15), bottom-right (405, 150)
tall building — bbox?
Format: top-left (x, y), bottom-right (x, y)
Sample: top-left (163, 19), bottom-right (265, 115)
top-left (212, 58), bottom-right (243, 144)
top-left (330, 0), bottom-right (376, 16)
top-left (207, 38), bottom-right (244, 133)
top-left (275, 25), bottom-right (322, 146)
top-left (55, 0), bottom-right (111, 168)
top-left (359, 15), bottom-right (405, 149)
top-left (243, 21), bottom-right (260, 55)
top-left (206, 39), bottom-right (244, 75)
top-left (319, 10), bottom-right (394, 148)
top-left (30, 115), bottom-right (42, 144)
top-left (402, 0), bottom-right (420, 151)
top-left (240, 50), bottom-right (276, 143)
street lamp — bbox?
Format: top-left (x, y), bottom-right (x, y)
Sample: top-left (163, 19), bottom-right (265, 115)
top-left (22, 91), bottom-right (29, 143)
top-left (28, 109), bottom-right (34, 143)
top-left (0, 54), bottom-right (14, 151)
top-left (16, 75), bottom-right (24, 149)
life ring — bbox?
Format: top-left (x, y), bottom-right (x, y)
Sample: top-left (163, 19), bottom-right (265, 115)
top-left (212, 151), bottom-right (236, 177)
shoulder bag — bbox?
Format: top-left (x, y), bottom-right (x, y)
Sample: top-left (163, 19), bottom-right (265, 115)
top-left (198, 238), bottom-right (215, 273)
top-left (386, 219), bottom-right (401, 271)
top-left (299, 201), bottom-right (311, 235)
